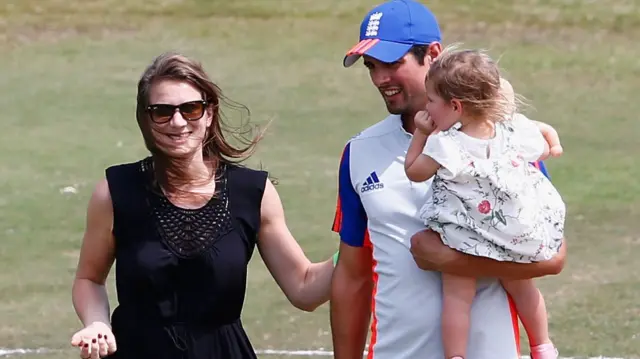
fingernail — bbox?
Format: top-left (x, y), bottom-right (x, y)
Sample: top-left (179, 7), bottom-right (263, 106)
top-left (84, 344), bottom-right (89, 348)
top-left (98, 334), bottom-right (102, 339)
top-left (92, 339), bottom-right (97, 343)
top-left (104, 335), bottom-right (108, 340)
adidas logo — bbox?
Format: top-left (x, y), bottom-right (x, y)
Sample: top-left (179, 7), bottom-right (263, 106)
top-left (361, 171), bottom-right (384, 193)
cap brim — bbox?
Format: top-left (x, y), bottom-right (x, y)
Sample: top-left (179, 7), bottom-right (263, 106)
top-left (343, 39), bottom-right (413, 68)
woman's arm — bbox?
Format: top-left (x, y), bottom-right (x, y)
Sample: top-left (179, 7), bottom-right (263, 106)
top-left (257, 179), bottom-right (333, 312)
top-left (72, 179), bottom-right (116, 327)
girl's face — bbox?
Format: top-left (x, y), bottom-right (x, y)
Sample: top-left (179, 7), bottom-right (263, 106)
top-left (425, 81), bottom-right (461, 131)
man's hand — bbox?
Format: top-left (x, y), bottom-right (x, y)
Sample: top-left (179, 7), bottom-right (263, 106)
top-left (409, 229), bottom-right (458, 271)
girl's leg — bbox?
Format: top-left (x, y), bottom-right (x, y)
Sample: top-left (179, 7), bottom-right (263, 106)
top-left (442, 273), bottom-right (476, 359)
top-left (501, 279), bottom-right (557, 359)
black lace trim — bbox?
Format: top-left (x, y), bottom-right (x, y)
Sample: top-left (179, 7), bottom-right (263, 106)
top-left (140, 158), bottom-right (234, 259)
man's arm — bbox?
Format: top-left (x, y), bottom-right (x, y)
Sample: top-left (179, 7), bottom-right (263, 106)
top-left (411, 160), bottom-right (566, 280)
top-left (330, 142), bottom-right (373, 358)
top-left (331, 242), bottom-right (373, 358)
top-left (453, 241), bottom-right (565, 279)
top-left (410, 230), bottom-right (565, 280)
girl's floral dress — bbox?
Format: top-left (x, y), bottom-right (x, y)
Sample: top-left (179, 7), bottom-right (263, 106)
top-left (418, 114), bottom-right (566, 263)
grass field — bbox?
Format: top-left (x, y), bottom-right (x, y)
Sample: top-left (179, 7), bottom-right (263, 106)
top-left (1, 0), bottom-right (639, 358)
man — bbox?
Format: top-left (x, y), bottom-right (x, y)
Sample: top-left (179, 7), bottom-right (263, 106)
top-left (329, 1), bottom-right (566, 358)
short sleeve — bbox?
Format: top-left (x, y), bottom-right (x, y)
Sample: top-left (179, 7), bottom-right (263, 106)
top-left (509, 113), bottom-right (546, 162)
top-left (423, 132), bottom-right (465, 178)
top-left (331, 142), bottom-right (368, 247)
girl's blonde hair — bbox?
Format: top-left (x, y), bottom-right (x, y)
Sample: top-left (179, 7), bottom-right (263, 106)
top-left (426, 46), bottom-right (521, 122)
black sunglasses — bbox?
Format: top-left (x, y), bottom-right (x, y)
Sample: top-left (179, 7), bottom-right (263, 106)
top-left (146, 100), bottom-right (208, 124)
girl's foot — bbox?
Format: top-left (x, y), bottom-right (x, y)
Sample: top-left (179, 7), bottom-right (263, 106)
top-left (530, 343), bottom-right (558, 359)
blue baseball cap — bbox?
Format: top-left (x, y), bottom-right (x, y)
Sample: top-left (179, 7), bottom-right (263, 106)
top-left (343, 0), bottom-right (442, 68)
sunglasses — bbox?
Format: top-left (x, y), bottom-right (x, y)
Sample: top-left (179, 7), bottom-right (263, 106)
top-left (146, 100), bottom-right (208, 124)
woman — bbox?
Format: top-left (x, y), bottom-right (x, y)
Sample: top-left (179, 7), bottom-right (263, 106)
top-left (70, 52), bottom-right (334, 359)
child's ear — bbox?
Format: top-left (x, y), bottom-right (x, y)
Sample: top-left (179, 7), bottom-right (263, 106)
top-left (451, 99), bottom-right (463, 114)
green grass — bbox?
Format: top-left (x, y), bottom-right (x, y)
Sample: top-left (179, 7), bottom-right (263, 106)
top-left (1, 0), bottom-right (639, 358)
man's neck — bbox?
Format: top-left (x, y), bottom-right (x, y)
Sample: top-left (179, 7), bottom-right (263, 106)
top-left (401, 112), bottom-right (417, 134)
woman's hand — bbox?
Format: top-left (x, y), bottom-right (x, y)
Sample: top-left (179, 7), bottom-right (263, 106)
top-left (70, 321), bottom-right (117, 359)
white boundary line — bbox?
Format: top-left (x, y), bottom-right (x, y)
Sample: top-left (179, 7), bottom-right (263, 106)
top-left (0, 348), bottom-right (626, 358)
top-left (0, 348), bottom-right (55, 356)
top-left (255, 349), bottom-right (625, 359)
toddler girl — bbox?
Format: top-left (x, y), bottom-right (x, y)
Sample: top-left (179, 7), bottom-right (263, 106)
top-left (404, 48), bottom-right (566, 359)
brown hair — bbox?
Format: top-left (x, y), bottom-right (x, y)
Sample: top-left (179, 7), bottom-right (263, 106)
top-left (136, 52), bottom-right (266, 196)
top-left (426, 46), bottom-right (517, 122)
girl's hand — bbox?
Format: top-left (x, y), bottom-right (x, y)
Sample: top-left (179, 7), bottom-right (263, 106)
top-left (533, 120), bottom-right (563, 159)
top-left (414, 110), bottom-right (437, 135)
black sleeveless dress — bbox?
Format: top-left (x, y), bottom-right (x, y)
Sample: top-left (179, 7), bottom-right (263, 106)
top-left (104, 157), bottom-right (267, 359)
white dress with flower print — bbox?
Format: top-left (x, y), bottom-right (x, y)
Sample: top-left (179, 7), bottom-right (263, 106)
top-left (418, 114), bottom-right (566, 263)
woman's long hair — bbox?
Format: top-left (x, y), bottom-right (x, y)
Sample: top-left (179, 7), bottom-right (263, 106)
top-left (135, 52), bottom-right (267, 197)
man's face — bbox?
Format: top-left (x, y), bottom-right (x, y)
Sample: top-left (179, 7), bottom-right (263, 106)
top-left (363, 52), bottom-right (430, 116)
